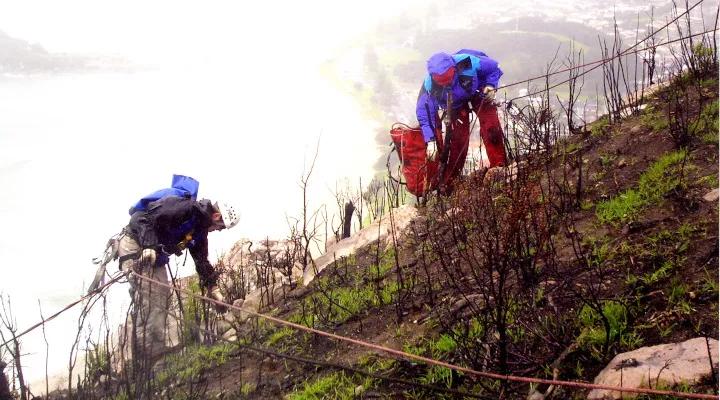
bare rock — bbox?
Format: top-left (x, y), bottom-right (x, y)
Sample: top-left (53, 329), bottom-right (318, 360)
top-left (354, 385), bottom-right (365, 396)
top-left (303, 205), bottom-right (418, 285)
top-left (587, 337), bottom-right (718, 399)
top-left (230, 283), bottom-right (288, 323)
top-left (222, 328), bottom-right (237, 342)
top-left (215, 320), bottom-right (233, 335)
top-left (221, 238), bottom-right (307, 292)
top-left (702, 188), bottom-right (719, 203)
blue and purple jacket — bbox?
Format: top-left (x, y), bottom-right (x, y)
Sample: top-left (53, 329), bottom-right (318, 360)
top-left (416, 50), bottom-right (503, 143)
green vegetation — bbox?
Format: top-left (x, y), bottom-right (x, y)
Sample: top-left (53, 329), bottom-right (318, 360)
top-left (598, 152), bottom-right (617, 168)
top-left (590, 115), bottom-right (611, 137)
top-left (701, 268), bottom-right (720, 297)
top-left (288, 371), bottom-right (373, 400)
top-left (577, 301), bottom-right (641, 358)
top-left (181, 277), bottom-right (206, 345)
top-left (667, 278), bottom-right (693, 315)
top-left (634, 381), bottom-right (712, 400)
top-left (596, 149), bottom-right (688, 225)
top-left (156, 343), bottom-right (235, 386)
top-left (369, 247), bottom-right (396, 278)
top-left (690, 99), bottom-right (719, 144)
top-left (84, 344), bottom-right (110, 381)
top-left (294, 270), bottom-right (402, 326)
top-left (265, 326), bottom-right (295, 347)
top-left (696, 173), bottom-right (718, 188)
top-left (640, 106), bottom-right (669, 133)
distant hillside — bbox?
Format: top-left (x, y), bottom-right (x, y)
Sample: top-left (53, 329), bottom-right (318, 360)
top-left (0, 30), bottom-right (129, 74)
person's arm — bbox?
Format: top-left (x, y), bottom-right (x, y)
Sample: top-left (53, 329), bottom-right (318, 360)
top-left (416, 81), bottom-right (439, 143)
top-left (476, 55), bottom-right (503, 88)
top-left (189, 233), bottom-right (219, 290)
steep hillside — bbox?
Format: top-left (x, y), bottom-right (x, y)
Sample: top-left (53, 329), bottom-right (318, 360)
top-left (41, 42), bottom-right (719, 400)
top-left (78, 67), bottom-right (716, 400)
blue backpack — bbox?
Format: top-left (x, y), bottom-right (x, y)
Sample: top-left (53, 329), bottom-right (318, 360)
top-left (128, 174), bottom-right (200, 215)
top-left (454, 49), bottom-right (488, 58)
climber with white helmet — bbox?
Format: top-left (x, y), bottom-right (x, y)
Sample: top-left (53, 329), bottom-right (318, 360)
top-left (107, 174), bottom-right (240, 369)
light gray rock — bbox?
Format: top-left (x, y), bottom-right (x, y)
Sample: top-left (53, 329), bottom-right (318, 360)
top-left (231, 282), bottom-right (287, 322)
top-left (232, 290), bottom-right (261, 322)
top-left (354, 385), bottom-right (365, 396)
top-left (703, 188), bottom-right (719, 203)
top-left (587, 337), bottom-right (718, 399)
top-left (222, 328), bottom-right (237, 342)
top-left (221, 238), bottom-right (307, 291)
top-left (303, 205), bottom-right (418, 285)
top-left (215, 320), bottom-right (233, 335)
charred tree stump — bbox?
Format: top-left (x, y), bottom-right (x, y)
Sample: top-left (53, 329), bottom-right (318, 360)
top-left (342, 201), bottom-right (355, 239)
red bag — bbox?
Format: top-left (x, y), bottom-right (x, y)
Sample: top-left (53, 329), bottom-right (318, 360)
top-left (390, 123), bottom-right (440, 196)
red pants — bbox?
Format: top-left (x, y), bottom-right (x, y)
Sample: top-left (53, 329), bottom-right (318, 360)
top-left (437, 101), bottom-right (507, 191)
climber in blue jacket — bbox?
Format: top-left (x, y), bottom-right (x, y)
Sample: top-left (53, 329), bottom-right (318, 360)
top-left (416, 49), bottom-right (507, 191)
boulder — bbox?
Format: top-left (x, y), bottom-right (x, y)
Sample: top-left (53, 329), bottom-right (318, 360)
top-left (587, 337), bottom-right (718, 399)
top-left (231, 283), bottom-right (287, 322)
top-left (215, 319), bottom-right (234, 336)
top-left (222, 328), bottom-right (237, 342)
top-left (222, 238), bottom-right (306, 291)
top-left (303, 205), bottom-right (418, 285)
top-left (703, 188), bottom-right (719, 203)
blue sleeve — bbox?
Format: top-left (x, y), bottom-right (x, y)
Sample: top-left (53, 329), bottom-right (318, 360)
top-left (477, 56), bottom-right (503, 88)
top-left (416, 84), bottom-right (438, 143)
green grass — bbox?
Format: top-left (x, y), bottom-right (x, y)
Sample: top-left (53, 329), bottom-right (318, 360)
top-left (641, 105), bottom-right (669, 133)
top-left (596, 149), bottom-right (688, 225)
top-left (690, 99), bottom-right (719, 144)
top-left (369, 247), bottom-right (396, 278)
top-left (634, 381), bottom-right (713, 399)
top-left (288, 371), bottom-right (378, 400)
top-left (701, 268), bottom-right (719, 297)
top-left (287, 372), bottom-right (358, 400)
top-left (667, 278), bottom-right (693, 314)
top-left (265, 327), bottom-right (295, 347)
top-left (577, 301), bottom-right (642, 358)
top-left (590, 115), bottom-right (611, 137)
top-left (155, 343), bottom-right (234, 386)
top-left (301, 277), bottom-right (401, 326)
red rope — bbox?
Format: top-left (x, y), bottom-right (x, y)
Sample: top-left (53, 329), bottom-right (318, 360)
top-left (0, 271), bottom-right (127, 348)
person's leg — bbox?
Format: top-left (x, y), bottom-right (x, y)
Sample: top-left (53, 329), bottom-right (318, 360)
top-left (143, 263), bottom-right (170, 362)
top-left (441, 108), bottom-right (471, 193)
top-left (117, 235), bottom-right (170, 366)
top-left (476, 101), bottom-right (507, 167)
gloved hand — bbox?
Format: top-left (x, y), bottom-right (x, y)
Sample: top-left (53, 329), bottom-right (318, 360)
top-left (140, 249), bottom-right (157, 266)
top-left (426, 140), bottom-right (437, 161)
top-left (209, 286), bottom-right (228, 313)
top-left (483, 85), bottom-right (496, 101)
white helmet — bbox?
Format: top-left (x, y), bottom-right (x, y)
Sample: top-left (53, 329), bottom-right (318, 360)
top-left (215, 201), bottom-right (240, 229)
